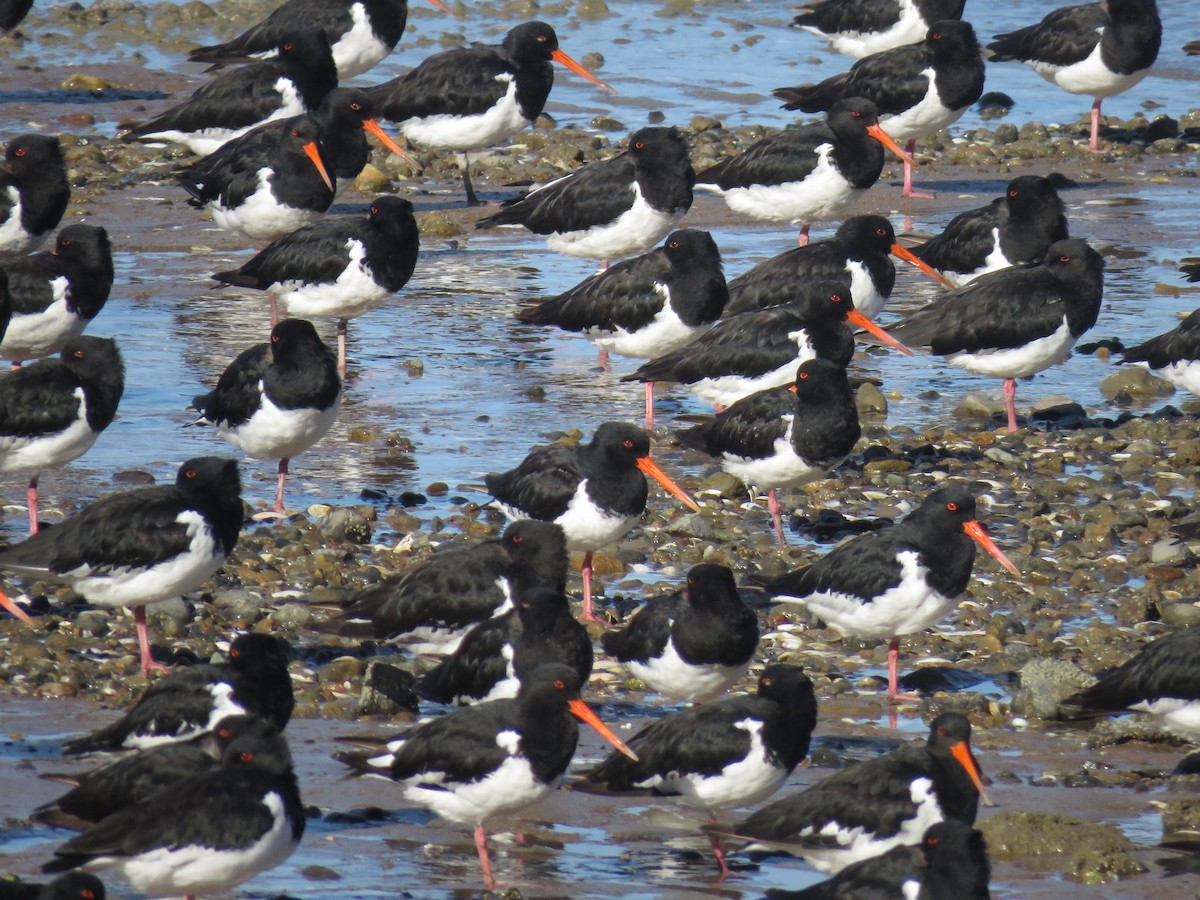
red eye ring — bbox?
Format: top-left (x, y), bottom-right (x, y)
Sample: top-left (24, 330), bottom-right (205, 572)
top-left (14, 147), bottom-right (25, 156)
top-left (799, 372), bottom-right (809, 380)
top-left (512, 534), bottom-right (523, 543)
top-left (932, 32), bottom-right (942, 39)
top-left (851, 109), bottom-right (862, 117)
top-left (623, 439), bottom-right (633, 448)
top-left (553, 679), bottom-right (565, 689)
top-left (634, 140), bottom-right (646, 149)
top-left (185, 469), bottom-right (197, 479)
top-left (946, 502), bottom-right (958, 511)
top-left (1009, 190), bottom-right (1018, 197)
top-left (240, 751), bottom-right (254, 762)
top-left (1059, 255), bottom-right (1071, 262)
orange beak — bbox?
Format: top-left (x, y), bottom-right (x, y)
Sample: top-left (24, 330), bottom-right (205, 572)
top-left (847, 309), bottom-right (913, 356)
top-left (551, 48), bottom-right (616, 94)
top-left (890, 242), bottom-right (954, 289)
top-left (866, 123), bottom-right (914, 167)
top-left (963, 520), bottom-right (1020, 577)
top-left (950, 740), bottom-right (995, 807)
top-left (636, 456), bottom-right (700, 512)
top-left (569, 698), bottom-right (638, 760)
top-left (424, 0), bottom-right (459, 15)
top-left (303, 141), bottom-right (335, 193)
top-left (361, 118), bottom-right (422, 172)
top-left (0, 588), bottom-right (34, 626)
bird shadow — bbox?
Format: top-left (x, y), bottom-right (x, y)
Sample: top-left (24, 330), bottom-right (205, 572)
top-left (0, 88), bottom-right (168, 105)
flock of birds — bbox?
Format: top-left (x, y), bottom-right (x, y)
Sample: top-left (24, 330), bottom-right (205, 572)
top-left (2, 0), bottom-right (1200, 897)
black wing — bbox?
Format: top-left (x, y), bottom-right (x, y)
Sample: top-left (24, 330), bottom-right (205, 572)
top-left (913, 200), bottom-right (1002, 272)
top-left (5, 253), bottom-right (61, 315)
top-left (764, 530), bottom-right (916, 602)
top-left (792, 0), bottom-right (902, 34)
top-left (987, 3), bottom-right (1104, 65)
top-left (600, 593), bottom-right (683, 662)
top-left (478, 154), bottom-right (639, 234)
top-left (128, 63), bottom-right (296, 137)
top-left (518, 249), bottom-right (672, 333)
top-left (485, 443), bottom-right (584, 520)
top-left (1062, 630), bottom-right (1200, 714)
top-left (679, 386), bottom-right (793, 459)
top-left (192, 344), bottom-right (270, 427)
top-left (389, 703), bottom-right (517, 784)
top-left (414, 612), bottom-right (519, 704)
top-left (189, 0), bottom-right (358, 63)
top-left (0, 362), bottom-right (83, 437)
top-left (697, 124), bottom-right (832, 190)
top-left (217, 218), bottom-right (364, 289)
top-left (1122, 310), bottom-right (1200, 369)
top-left (366, 48), bottom-right (514, 121)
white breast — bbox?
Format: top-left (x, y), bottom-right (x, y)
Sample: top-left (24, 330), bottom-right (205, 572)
top-left (1, 278), bottom-right (86, 361)
top-left (279, 239), bottom-right (390, 321)
top-left (1031, 33), bottom-right (1151, 98)
top-left (658, 719), bottom-right (788, 814)
top-left (400, 76), bottom-right (530, 152)
top-left (332, 3), bottom-right (392, 79)
top-left (700, 145), bottom-right (854, 226)
top-left (552, 480), bottom-right (639, 551)
top-left (590, 285), bottom-right (705, 359)
top-left (1141, 359), bottom-right (1200, 398)
top-left (218, 387), bottom-right (340, 461)
top-left (625, 635), bottom-right (748, 703)
top-left (0, 387), bottom-right (98, 473)
top-left (209, 168), bottom-right (323, 242)
top-left (546, 182), bottom-right (681, 261)
top-left (879, 68), bottom-right (967, 143)
top-left (947, 318), bottom-right (1076, 379)
top-left (719, 417), bottom-right (840, 489)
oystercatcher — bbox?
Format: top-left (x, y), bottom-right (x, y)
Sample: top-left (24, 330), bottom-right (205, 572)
top-left (319, 519), bottom-right (568, 653)
top-left (476, 126), bottom-right (694, 263)
top-left (0, 336), bottom-right (124, 535)
top-left (213, 196), bottom-right (419, 374)
top-left (913, 174), bottom-right (1070, 286)
top-left (62, 633), bottom-right (293, 754)
top-left (722, 214), bottom-right (948, 321)
top-left (43, 721), bottom-right (304, 899)
top-left (0, 873), bottom-right (106, 900)
top-left (987, 0), bottom-right (1162, 153)
top-left (122, 29), bottom-right (338, 157)
top-left (415, 585), bottom-right (593, 706)
top-left (34, 715), bottom-right (261, 827)
top-left (484, 422), bottom-right (699, 622)
top-left (0, 225), bottom-right (113, 364)
top-left (367, 20), bottom-right (612, 205)
top-left (625, 280), bottom-right (910, 409)
top-left (600, 564), bottom-right (759, 703)
top-left (0, 457), bottom-right (243, 676)
top-left (517, 228), bottom-right (728, 429)
top-left (887, 238), bottom-right (1105, 432)
top-left (791, 0), bottom-right (967, 58)
top-left (577, 663), bottom-right (816, 874)
top-left (765, 820), bottom-right (991, 899)
top-left (336, 663), bottom-right (636, 890)
top-left (189, 0), bottom-right (454, 79)
top-left (1060, 629), bottom-right (1200, 740)
top-left (1120, 309), bottom-right (1200, 398)
top-left (0, 134), bottom-right (69, 259)
top-left (760, 485), bottom-right (1018, 699)
top-left (0, 0), bottom-right (33, 37)
top-left (774, 20), bottom-right (986, 199)
top-left (192, 318), bottom-right (341, 514)
top-left (704, 712), bottom-right (989, 872)
top-left (695, 98), bottom-right (912, 244)
top-left (680, 359), bottom-right (861, 548)
top-left (179, 117), bottom-right (335, 243)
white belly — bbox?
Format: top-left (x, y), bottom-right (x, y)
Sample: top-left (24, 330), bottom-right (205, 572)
top-left (332, 4), bottom-right (391, 78)
top-left (400, 77), bottom-right (529, 151)
top-left (0, 388), bottom-right (97, 472)
top-left (1, 280), bottom-right (85, 361)
top-left (546, 183), bottom-right (681, 261)
top-left (552, 480), bottom-right (638, 552)
top-left (400, 750), bottom-right (557, 827)
top-left (812, 0), bottom-right (928, 58)
top-left (654, 720), bottom-right (788, 813)
top-left (944, 228), bottom-right (1008, 286)
top-left (1030, 38), bottom-right (1150, 99)
top-left (701, 145), bottom-right (853, 225)
top-left (879, 69), bottom-right (966, 142)
top-left (846, 259), bottom-right (886, 320)
top-left (143, 78), bottom-right (305, 157)
top-left (1139, 359), bottom-right (1200, 398)
top-left (625, 636), bottom-right (747, 703)
top-left (209, 168), bottom-right (324, 242)
top-left (218, 390), bottom-right (341, 461)
top-left (1132, 698), bottom-right (1200, 742)
top-left (278, 239), bottom-right (390, 320)
top-left (590, 289), bottom-right (704, 359)
top-left (720, 419), bottom-right (840, 489)
top-left (946, 319), bottom-right (1075, 379)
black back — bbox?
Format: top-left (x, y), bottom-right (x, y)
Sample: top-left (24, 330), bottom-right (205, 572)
top-left (1062, 629), bottom-right (1200, 714)
top-left (988, 0), bottom-right (1160, 75)
top-left (1122, 309), bottom-right (1200, 369)
top-left (791, 0), bottom-right (965, 34)
top-left (0, 336), bottom-right (124, 439)
top-left (4, 225), bottom-right (113, 321)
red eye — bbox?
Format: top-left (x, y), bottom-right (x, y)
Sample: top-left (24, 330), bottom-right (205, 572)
top-left (761, 677), bottom-right (772, 686)
top-left (537, 33), bottom-right (548, 42)
top-left (240, 751), bottom-right (254, 762)
top-left (635, 140), bottom-right (646, 150)
top-left (553, 679), bottom-right (565, 689)
top-left (932, 32), bottom-right (942, 39)
top-left (272, 334), bottom-right (281, 343)
top-left (512, 534), bottom-right (523, 543)
top-left (1009, 190), bottom-right (1018, 197)
top-left (185, 469), bottom-right (197, 479)
top-left (937, 726), bottom-right (947, 735)
top-left (799, 371), bottom-right (809, 380)
top-left (927, 836), bottom-right (940, 846)
top-left (876, 228), bottom-right (886, 236)
top-left (14, 147), bottom-right (25, 157)
top-left (851, 109), bottom-right (862, 117)
top-left (669, 240), bottom-right (679, 249)
top-left (351, 102), bottom-right (361, 111)
top-left (60, 239), bottom-right (71, 247)
top-left (1059, 255), bottom-right (1071, 262)
top-left (219, 727), bottom-right (231, 737)
top-left (946, 502), bottom-right (957, 511)
top-left (830, 294), bottom-right (842, 303)
top-left (283, 42), bottom-right (293, 51)
top-left (72, 349), bottom-right (84, 359)
top-left (231, 648), bottom-right (240, 657)
top-left (623, 439), bottom-right (633, 448)
top-left (291, 128), bottom-right (301, 137)
top-left (83, 892), bottom-right (95, 900)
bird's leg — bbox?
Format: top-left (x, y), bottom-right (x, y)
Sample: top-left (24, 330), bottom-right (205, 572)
top-left (275, 458), bottom-right (289, 513)
top-left (475, 825), bottom-right (497, 890)
top-left (27, 475), bottom-right (38, 535)
top-left (797, 223), bottom-right (810, 247)
top-left (269, 292), bottom-right (278, 329)
top-left (645, 382), bottom-right (655, 432)
top-left (1089, 98), bottom-right (1103, 153)
top-left (768, 488), bottom-right (785, 549)
top-left (901, 141), bottom-right (934, 199)
top-left (1004, 377), bottom-right (1019, 432)
top-left (596, 347), bottom-right (610, 369)
top-left (459, 153), bottom-right (483, 207)
top-left (707, 816), bottom-right (731, 878)
top-left (134, 605), bottom-right (170, 675)
top-left (337, 318), bottom-right (348, 381)
top-left (580, 551), bottom-right (602, 622)
top-left (887, 635), bottom-right (901, 700)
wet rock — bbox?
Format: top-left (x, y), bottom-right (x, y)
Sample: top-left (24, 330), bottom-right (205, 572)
top-left (319, 656), bottom-right (365, 685)
top-left (319, 507), bottom-right (375, 544)
top-left (980, 811), bottom-right (1145, 883)
top-left (1100, 367), bottom-right (1174, 403)
top-left (211, 589), bottom-right (264, 625)
top-left (271, 603), bottom-right (313, 629)
top-left (1160, 602), bottom-right (1200, 628)
top-left (357, 660), bottom-right (419, 717)
top-left (1086, 714), bottom-right (1183, 749)
top-left (699, 471), bottom-right (744, 499)
top-left (301, 865), bottom-right (341, 880)
top-left (855, 382), bottom-right (887, 416)
top-left (417, 211), bottom-right (463, 237)
top-left (1010, 658), bottom-right (1095, 720)
top-left (1153, 796), bottom-right (1200, 849)
top-left (590, 115), bottom-right (624, 131)
top-left (74, 609), bottom-right (111, 636)
top-left (1150, 538), bottom-right (1189, 566)
top-left (577, 0), bottom-right (611, 20)
top-left (953, 392), bottom-right (1005, 419)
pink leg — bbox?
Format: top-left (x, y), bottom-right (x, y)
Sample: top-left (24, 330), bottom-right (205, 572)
top-left (134, 605), bottom-right (170, 676)
top-left (597, 261), bottom-right (609, 273)
top-left (644, 382), bottom-right (655, 432)
top-left (887, 635), bottom-right (901, 700)
top-left (767, 488), bottom-right (785, 549)
top-left (1089, 98), bottom-right (1102, 153)
top-left (27, 476), bottom-right (38, 535)
top-left (580, 551), bottom-right (602, 622)
top-left (275, 458), bottom-right (289, 513)
top-left (597, 347), bottom-right (609, 369)
top-left (902, 141), bottom-right (934, 199)
top-left (269, 293), bottom-right (278, 329)
top-left (337, 319), bottom-right (348, 381)
top-left (1003, 377), bottom-right (1018, 432)
top-left (798, 223), bottom-right (810, 247)
top-left (707, 816), bottom-right (731, 877)
top-left (713, 403), bottom-right (726, 414)
top-left (474, 825), bottom-right (496, 889)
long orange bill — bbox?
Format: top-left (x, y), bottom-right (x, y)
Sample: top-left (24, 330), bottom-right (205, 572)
top-left (0, 588), bottom-right (34, 626)
top-left (550, 48), bottom-right (616, 94)
top-left (425, 0), bottom-right (459, 15)
top-left (636, 456), bottom-right (700, 512)
top-left (568, 698), bottom-right (638, 760)
top-left (890, 242), bottom-right (955, 289)
top-left (950, 740), bottom-right (995, 807)
top-left (866, 123), bottom-right (914, 167)
top-left (962, 520), bottom-right (1020, 577)
top-left (361, 118), bottom-right (421, 171)
top-left (303, 141), bottom-right (335, 193)
top-left (847, 309), bottom-right (913, 356)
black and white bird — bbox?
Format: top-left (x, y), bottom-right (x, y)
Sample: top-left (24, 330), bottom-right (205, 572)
top-left (0, 872), bottom-right (106, 900)
top-left (517, 228), bottom-right (728, 429)
top-left (987, 0), bottom-right (1162, 153)
top-left (759, 485), bottom-right (1018, 699)
top-left (0, 134), bottom-right (69, 260)
top-left (723, 214), bottom-right (949, 321)
top-left (192, 318), bottom-right (341, 515)
top-left (704, 713), bottom-right (989, 873)
top-left (62, 633), bottom-right (293, 754)
top-left (476, 126), bottom-right (694, 264)
top-left (43, 720), bottom-right (304, 899)
top-left (122, 29), bottom-right (339, 157)
top-left (178, 117), bottom-right (335, 243)
top-left (0, 336), bottom-right (124, 535)
top-left (0, 457), bottom-right (244, 676)
top-left (0, 225), bottom-right (113, 364)
top-left (1060, 629), bottom-right (1200, 741)
top-left (887, 238), bottom-right (1104, 432)
top-left (414, 585), bottom-right (593, 706)
top-left (1121, 309), bottom-right (1200, 399)
top-left (34, 715), bottom-right (263, 827)
top-left (366, 20), bottom-right (612, 205)
top-left (695, 98), bottom-right (912, 245)
top-left (680, 359), bottom-right (861, 548)
top-left (625, 280), bottom-right (910, 410)
top-left (188, 0), bottom-right (454, 79)
top-left (485, 422), bottom-right (699, 622)
top-left (913, 174), bottom-right (1070, 285)
top-left (577, 664), bottom-right (816, 875)
top-left (765, 820), bottom-right (991, 900)
top-left (213, 196), bottom-right (420, 375)
top-left (600, 564), bottom-right (759, 703)
top-left (774, 20), bottom-right (986, 199)
top-left (336, 663), bottom-right (635, 890)
top-left (791, 0), bottom-right (967, 58)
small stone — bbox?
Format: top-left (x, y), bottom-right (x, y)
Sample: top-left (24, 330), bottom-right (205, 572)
top-left (426, 482), bottom-right (449, 496)
top-left (855, 382), bottom-right (887, 415)
top-left (590, 116), bottom-right (624, 132)
top-left (270, 603), bottom-right (313, 629)
top-left (1159, 602), bottom-right (1200, 628)
top-left (74, 609), bottom-right (111, 636)
top-left (319, 507), bottom-right (375, 544)
top-left (301, 865), bottom-right (341, 881)
top-left (576, 0), bottom-right (610, 20)
top-left (979, 811), bottom-right (1144, 883)
top-left (358, 661), bottom-right (419, 716)
top-left (417, 211), bottom-right (463, 237)
top-left (1150, 538), bottom-right (1188, 566)
top-left (1010, 658), bottom-right (1095, 720)
top-left (689, 115), bottom-right (722, 132)
top-left (60, 73), bottom-right (111, 91)
top-left (176, 0), bottom-right (216, 19)
top-left (320, 656), bottom-right (365, 685)
top-left (1099, 367), bottom-right (1174, 403)
top-left (953, 392), bottom-right (1005, 419)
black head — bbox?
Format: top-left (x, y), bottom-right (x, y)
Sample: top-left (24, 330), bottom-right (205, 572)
top-left (270, 317), bottom-right (331, 360)
top-left (228, 632), bottom-right (293, 672)
top-left (59, 335), bottom-right (123, 378)
top-left (923, 19), bottom-right (978, 57)
top-left (275, 29), bottom-right (333, 64)
top-left (210, 714), bottom-right (268, 754)
top-left (788, 279), bottom-right (858, 323)
top-left (42, 872), bottom-right (107, 900)
top-left (591, 421), bottom-right (652, 463)
top-left (792, 358), bottom-right (851, 400)
top-left (53, 225), bottom-right (112, 274)
top-left (1043, 238), bottom-right (1105, 285)
top-left (503, 20), bottom-right (560, 61)
top-left (175, 456), bottom-right (242, 500)
top-left (926, 711), bottom-right (973, 751)
top-left (318, 87), bottom-right (376, 124)
top-left (922, 0), bottom-right (966, 19)
top-left (282, 117), bottom-right (324, 149)
top-left (661, 228), bottom-right (721, 268)
top-left (220, 719), bottom-right (294, 775)
top-left (368, 195), bottom-right (417, 228)
top-left (833, 215), bottom-right (896, 253)
top-left (914, 485), bottom-right (978, 528)
top-left (682, 563), bottom-right (742, 611)
top-left (516, 585), bottom-right (571, 621)
top-left (1105, 0), bottom-right (1159, 23)
top-left (518, 662), bottom-right (585, 702)
top-left (627, 126), bottom-right (690, 168)
top-left (502, 519), bottom-right (569, 568)
top-left (825, 98), bottom-right (882, 137)
top-left (4, 133), bottom-right (62, 175)
top-left (1003, 175), bottom-right (1061, 214)
top-left (920, 820), bottom-right (991, 876)
top-left (756, 663), bottom-right (815, 705)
